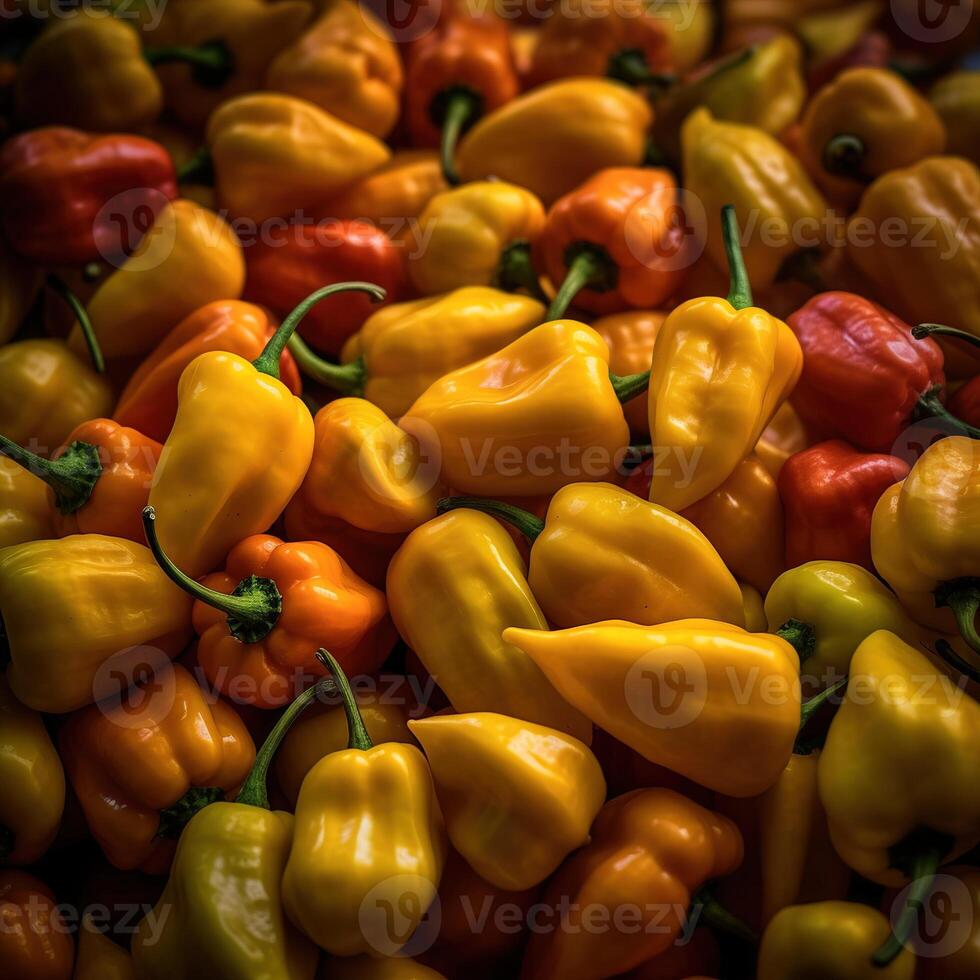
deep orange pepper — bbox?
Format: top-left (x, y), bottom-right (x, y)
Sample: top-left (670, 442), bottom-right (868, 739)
top-left (0, 871), bottom-right (74, 980)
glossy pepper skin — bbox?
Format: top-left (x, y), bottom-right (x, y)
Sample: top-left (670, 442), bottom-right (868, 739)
top-left (266, 0), bottom-right (403, 138)
top-left (286, 398), bottom-right (440, 536)
top-left (682, 108), bottom-right (828, 289)
top-left (521, 788), bottom-right (743, 979)
top-left (60, 662), bottom-right (255, 873)
top-left (786, 291), bottom-right (945, 451)
top-left (409, 712), bottom-right (606, 891)
top-left (847, 157), bottom-right (980, 377)
top-left (282, 652), bottom-right (448, 957)
top-left (114, 300), bottom-right (301, 443)
top-left (505, 620), bottom-right (800, 797)
top-left (0, 459), bottom-right (51, 548)
top-left (799, 67), bottom-right (946, 208)
top-left (537, 168), bottom-right (687, 319)
top-left (387, 510), bottom-right (592, 742)
top-left (206, 93), bottom-right (390, 224)
top-left (457, 78), bottom-right (652, 206)
top-left (15, 10), bottom-right (161, 132)
top-left (646, 207), bottom-right (803, 511)
top-left (442, 483), bottom-right (745, 629)
top-left (71, 198), bottom-right (246, 362)
top-left (402, 320), bottom-right (632, 497)
top-left (758, 902), bottom-right (915, 980)
top-left (409, 181), bottom-right (545, 297)
top-left (779, 441), bottom-right (909, 571)
top-left (871, 436), bottom-right (980, 639)
top-left (0, 127), bottom-right (177, 266)
top-left (0, 534), bottom-right (192, 713)
top-left (0, 675), bottom-right (64, 866)
top-left (931, 71), bottom-right (980, 166)
top-left (0, 340), bottom-right (113, 456)
top-left (0, 871), bottom-right (74, 980)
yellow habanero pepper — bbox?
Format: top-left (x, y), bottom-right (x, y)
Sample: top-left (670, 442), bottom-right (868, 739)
top-left (758, 902), bottom-right (916, 980)
top-left (755, 400), bottom-right (809, 479)
top-left (282, 651), bottom-right (447, 958)
top-left (73, 916), bottom-right (136, 980)
top-left (0, 535), bottom-right (192, 713)
top-left (871, 436), bottom-right (980, 648)
top-left (818, 631), bottom-right (980, 966)
top-left (505, 620), bottom-right (801, 797)
top-left (133, 681), bottom-right (324, 980)
top-left (408, 182), bottom-right (546, 297)
top-left (147, 284), bottom-right (376, 579)
top-left (0, 675), bottom-right (64, 866)
top-left (646, 207), bottom-right (803, 511)
top-left (648, 0), bottom-right (715, 73)
top-left (387, 510), bottom-right (592, 743)
top-left (71, 199), bottom-right (245, 363)
top-left (266, 0), bottom-right (403, 138)
top-left (740, 583), bottom-right (768, 632)
top-left (456, 78), bottom-right (652, 205)
top-left (290, 286), bottom-right (545, 418)
top-left (439, 483), bottom-right (746, 629)
top-left (205, 93), bottom-right (390, 224)
top-left (683, 108), bottom-right (829, 290)
top-left (847, 157), bottom-right (980, 377)
top-left (409, 712), bottom-right (606, 891)
top-left (0, 459), bottom-right (52, 548)
top-left (401, 320), bottom-right (635, 497)
top-left (799, 68), bottom-right (946, 209)
top-left (931, 71), bottom-right (980, 166)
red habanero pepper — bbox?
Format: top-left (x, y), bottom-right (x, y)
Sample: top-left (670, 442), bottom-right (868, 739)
top-left (404, 0), bottom-right (519, 184)
top-left (243, 219), bottom-right (407, 357)
top-left (536, 168), bottom-right (688, 320)
top-left (950, 377), bottom-right (980, 428)
top-left (0, 127), bottom-right (177, 266)
top-left (778, 439), bottom-right (910, 571)
top-left (786, 291), bottom-right (945, 452)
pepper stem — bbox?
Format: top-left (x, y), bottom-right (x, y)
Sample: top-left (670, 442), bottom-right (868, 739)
top-left (46, 274), bottom-right (104, 373)
top-left (437, 88), bottom-right (481, 187)
top-left (776, 618), bottom-right (817, 663)
top-left (912, 322), bottom-right (980, 350)
top-left (141, 506), bottom-right (282, 643)
top-left (156, 786), bottom-right (225, 839)
top-left (252, 281), bottom-right (385, 380)
top-left (610, 370), bottom-right (651, 403)
top-left (721, 205), bottom-right (753, 311)
top-left (606, 48), bottom-right (677, 89)
top-left (546, 245), bottom-right (617, 321)
top-left (934, 578), bottom-right (980, 655)
top-left (315, 649), bottom-right (372, 751)
top-left (235, 677), bottom-right (335, 809)
top-left (175, 146), bottom-right (214, 186)
top-left (932, 638), bottom-right (980, 684)
top-left (798, 677), bottom-right (847, 732)
top-left (286, 334), bottom-right (366, 396)
top-left (494, 240), bottom-right (548, 302)
top-left (822, 134), bottom-right (867, 180)
top-left (691, 887), bottom-right (758, 944)
top-left (436, 496), bottom-right (544, 541)
top-left (0, 437), bottom-right (101, 513)
top-left (915, 385), bottom-right (980, 439)
top-left (144, 41), bottom-right (235, 88)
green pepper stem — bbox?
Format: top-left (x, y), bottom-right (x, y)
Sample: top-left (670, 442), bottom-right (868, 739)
top-left (932, 638), bottom-right (980, 684)
top-left (935, 578), bottom-right (980, 655)
top-left (776, 618), bottom-right (817, 663)
top-left (175, 146), bottom-right (214, 186)
top-left (798, 676), bottom-right (848, 732)
top-left (721, 205), bottom-right (753, 311)
top-left (691, 887), bottom-right (758, 945)
top-left (546, 246), bottom-right (616, 321)
top-left (315, 649), bottom-right (373, 751)
top-left (822, 134), bottom-right (867, 180)
top-left (436, 496), bottom-right (544, 541)
top-left (494, 240), bottom-right (548, 302)
top-left (606, 48), bottom-right (677, 88)
top-left (235, 677), bottom-right (335, 809)
top-left (253, 281), bottom-right (385, 380)
top-left (46, 274), bottom-right (104, 373)
top-left (438, 88), bottom-right (481, 187)
top-left (912, 322), bottom-right (980, 350)
top-left (0, 437), bottom-right (101, 514)
top-left (610, 370), bottom-right (651, 403)
top-left (141, 506), bottom-right (282, 643)
top-left (286, 334), bottom-right (366, 396)
top-left (915, 385), bottom-right (980, 439)
top-left (144, 41), bottom-right (235, 87)
top-left (156, 786), bottom-right (225, 839)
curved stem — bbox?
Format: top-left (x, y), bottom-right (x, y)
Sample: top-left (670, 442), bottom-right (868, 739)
top-left (156, 786), bottom-right (224, 839)
top-left (46, 274), bottom-right (104, 373)
top-left (436, 496), bottom-right (544, 541)
top-left (315, 649), bottom-right (372, 751)
top-left (915, 386), bottom-right (980, 439)
top-left (933, 638), bottom-right (980, 684)
top-left (935, 578), bottom-right (980, 655)
top-left (776, 618), bottom-right (816, 663)
top-left (253, 281), bottom-right (385, 380)
top-left (494, 240), bottom-right (548, 302)
top-left (610, 370), bottom-right (650, 403)
top-left (691, 887), bottom-right (757, 945)
top-left (438, 88), bottom-right (481, 187)
top-left (235, 677), bottom-right (335, 809)
top-left (144, 41), bottom-right (235, 88)
top-left (721, 205), bottom-right (753, 311)
top-left (607, 48), bottom-right (676, 88)
top-left (912, 322), bottom-right (980, 350)
top-left (0, 436), bottom-right (101, 514)
top-left (822, 134), bottom-right (867, 180)
top-left (141, 506), bottom-right (282, 643)
top-left (798, 676), bottom-right (847, 732)
top-left (546, 246), bottom-right (616, 321)
top-left (175, 146), bottom-right (214, 186)
top-left (286, 334), bottom-right (366, 396)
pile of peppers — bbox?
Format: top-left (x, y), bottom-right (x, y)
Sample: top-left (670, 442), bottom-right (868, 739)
top-left (1, 1), bottom-right (980, 978)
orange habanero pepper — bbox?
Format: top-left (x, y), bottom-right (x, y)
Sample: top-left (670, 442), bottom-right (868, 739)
top-left (0, 871), bottom-right (73, 980)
